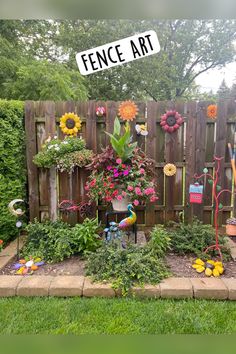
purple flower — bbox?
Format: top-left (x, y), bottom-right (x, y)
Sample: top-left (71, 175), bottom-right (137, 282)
top-left (114, 173), bottom-right (119, 177)
top-left (123, 170), bottom-right (129, 176)
top-left (113, 168), bottom-right (118, 173)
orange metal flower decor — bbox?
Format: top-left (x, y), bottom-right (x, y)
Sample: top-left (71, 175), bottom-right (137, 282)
top-left (207, 105), bottom-right (217, 119)
top-left (118, 100), bottom-right (138, 121)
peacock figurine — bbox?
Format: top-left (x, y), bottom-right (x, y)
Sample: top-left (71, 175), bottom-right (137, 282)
top-left (118, 204), bottom-right (137, 229)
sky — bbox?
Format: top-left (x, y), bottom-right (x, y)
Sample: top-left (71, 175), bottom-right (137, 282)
top-left (195, 62), bottom-right (236, 93)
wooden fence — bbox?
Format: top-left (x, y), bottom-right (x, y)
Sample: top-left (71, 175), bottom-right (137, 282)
top-left (25, 99), bottom-right (236, 227)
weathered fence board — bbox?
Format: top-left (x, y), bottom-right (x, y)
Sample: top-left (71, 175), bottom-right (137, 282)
top-left (24, 99), bottom-right (236, 227)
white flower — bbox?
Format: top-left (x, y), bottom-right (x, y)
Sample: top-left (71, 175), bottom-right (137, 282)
top-left (45, 136), bottom-right (51, 143)
top-left (63, 141), bottom-right (68, 144)
top-left (54, 135), bottom-right (58, 139)
top-left (55, 147), bottom-right (60, 151)
top-left (48, 145), bottom-right (54, 150)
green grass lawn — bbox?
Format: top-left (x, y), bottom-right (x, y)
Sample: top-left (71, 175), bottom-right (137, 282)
top-left (0, 297), bottom-right (236, 334)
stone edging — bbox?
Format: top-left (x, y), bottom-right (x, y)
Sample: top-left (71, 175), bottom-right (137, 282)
top-left (0, 275), bottom-right (236, 299)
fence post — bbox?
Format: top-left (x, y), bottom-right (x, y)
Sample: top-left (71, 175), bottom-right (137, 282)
top-left (146, 101), bottom-right (157, 226)
top-left (25, 101), bottom-right (40, 221)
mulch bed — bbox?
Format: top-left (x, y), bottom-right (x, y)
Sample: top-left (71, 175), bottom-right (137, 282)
top-left (0, 255), bottom-right (86, 276)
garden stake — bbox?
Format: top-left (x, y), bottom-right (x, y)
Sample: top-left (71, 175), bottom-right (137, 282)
top-left (194, 156), bottom-right (232, 261)
top-left (8, 199), bottom-right (25, 261)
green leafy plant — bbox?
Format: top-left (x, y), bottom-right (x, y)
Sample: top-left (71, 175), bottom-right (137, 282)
top-left (33, 136), bottom-right (93, 172)
top-left (0, 100), bottom-right (26, 244)
top-left (70, 218), bottom-right (102, 254)
top-left (105, 117), bottom-right (137, 162)
top-left (169, 218), bottom-right (230, 259)
top-left (86, 241), bottom-right (170, 296)
top-left (23, 218), bottom-right (101, 263)
top-left (149, 225), bottom-right (171, 257)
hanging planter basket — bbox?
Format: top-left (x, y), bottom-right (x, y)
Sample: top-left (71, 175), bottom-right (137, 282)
top-left (160, 110), bottom-right (184, 133)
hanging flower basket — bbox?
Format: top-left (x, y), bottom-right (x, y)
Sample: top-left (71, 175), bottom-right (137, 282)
top-left (160, 110), bottom-right (183, 133)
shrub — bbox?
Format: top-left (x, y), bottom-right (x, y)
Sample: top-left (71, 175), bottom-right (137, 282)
top-left (0, 100), bottom-right (26, 244)
top-left (23, 218), bottom-right (101, 263)
top-left (149, 225), bottom-right (171, 257)
top-left (86, 241), bottom-right (171, 295)
top-left (169, 218), bottom-right (230, 259)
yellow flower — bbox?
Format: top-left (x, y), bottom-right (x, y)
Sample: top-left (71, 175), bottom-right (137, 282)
top-left (163, 163), bottom-right (177, 176)
top-left (118, 100), bottom-right (138, 121)
top-left (60, 112), bottom-right (81, 136)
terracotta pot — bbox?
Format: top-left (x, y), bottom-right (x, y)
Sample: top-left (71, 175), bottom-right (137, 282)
top-left (226, 224), bottom-right (236, 236)
top-left (111, 196), bottom-right (131, 211)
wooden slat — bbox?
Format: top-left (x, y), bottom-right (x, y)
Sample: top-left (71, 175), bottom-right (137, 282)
top-left (25, 101), bottom-right (40, 221)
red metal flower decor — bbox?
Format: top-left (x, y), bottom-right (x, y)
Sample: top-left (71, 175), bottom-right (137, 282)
top-left (96, 106), bottom-right (106, 117)
top-left (160, 110), bottom-right (184, 133)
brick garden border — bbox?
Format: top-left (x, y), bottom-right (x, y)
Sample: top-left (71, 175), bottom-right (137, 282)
top-left (0, 236), bottom-right (236, 299)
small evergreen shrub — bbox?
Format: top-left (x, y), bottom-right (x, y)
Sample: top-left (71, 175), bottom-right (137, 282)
top-left (0, 100), bottom-right (26, 243)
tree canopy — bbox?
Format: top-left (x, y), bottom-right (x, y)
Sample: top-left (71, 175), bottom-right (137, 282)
top-left (1, 19), bottom-right (236, 101)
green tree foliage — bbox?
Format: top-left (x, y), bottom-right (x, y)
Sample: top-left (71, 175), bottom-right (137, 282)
top-left (3, 61), bottom-right (88, 101)
top-left (0, 100), bottom-right (26, 243)
top-left (217, 79), bottom-right (231, 99)
top-left (1, 20), bottom-right (236, 101)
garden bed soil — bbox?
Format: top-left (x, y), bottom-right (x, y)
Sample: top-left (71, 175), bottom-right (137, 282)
top-left (1, 252), bottom-right (236, 279)
top-left (165, 253), bottom-right (236, 278)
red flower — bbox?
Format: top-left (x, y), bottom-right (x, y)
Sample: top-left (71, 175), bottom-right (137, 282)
top-left (109, 183), bottom-right (115, 189)
top-left (112, 190), bottom-right (119, 197)
top-left (90, 179), bottom-right (96, 187)
top-left (103, 182), bottom-right (107, 187)
top-left (121, 164), bottom-right (126, 168)
top-left (0, 240), bottom-right (3, 245)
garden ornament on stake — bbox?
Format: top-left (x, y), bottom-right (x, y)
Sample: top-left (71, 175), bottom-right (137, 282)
top-left (8, 199), bottom-right (25, 260)
top-left (193, 156), bottom-right (233, 261)
top-left (160, 110), bottom-right (184, 133)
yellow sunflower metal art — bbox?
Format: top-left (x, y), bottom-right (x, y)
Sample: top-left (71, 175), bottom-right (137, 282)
top-left (60, 112), bottom-right (81, 136)
top-left (118, 100), bottom-right (138, 121)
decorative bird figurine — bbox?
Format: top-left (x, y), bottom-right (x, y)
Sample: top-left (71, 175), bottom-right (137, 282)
top-left (118, 204), bottom-right (137, 229)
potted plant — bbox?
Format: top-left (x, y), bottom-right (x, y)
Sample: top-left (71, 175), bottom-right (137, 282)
top-left (226, 217), bottom-right (236, 236)
top-left (85, 118), bottom-right (158, 211)
top-left (33, 135), bottom-right (93, 172)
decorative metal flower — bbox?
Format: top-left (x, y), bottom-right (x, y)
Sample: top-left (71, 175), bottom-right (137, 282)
top-left (60, 112), bottom-right (81, 136)
top-left (118, 100), bottom-right (138, 121)
top-left (135, 124), bottom-right (148, 136)
top-left (79, 202), bottom-right (94, 218)
top-left (160, 110), bottom-right (183, 133)
top-left (96, 106), bottom-right (106, 117)
top-left (163, 163), bottom-right (177, 176)
top-left (207, 105), bottom-right (217, 119)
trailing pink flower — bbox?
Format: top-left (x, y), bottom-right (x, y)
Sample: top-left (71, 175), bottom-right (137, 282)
top-left (116, 195), bottom-right (123, 201)
top-left (114, 173), bottom-right (119, 178)
top-left (150, 195), bottom-right (158, 202)
top-left (107, 166), bottom-right (113, 171)
top-left (135, 187), bottom-right (142, 195)
top-left (122, 191), bottom-right (127, 197)
top-left (90, 179), bottom-right (96, 187)
top-left (127, 185), bottom-right (133, 191)
top-left (116, 158), bottom-right (122, 164)
top-left (123, 170), bottom-right (129, 176)
top-left (144, 187), bottom-right (155, 195)
top-left (139, 168), bottom-right (145, 174)
top-left (133, 199), bottom-right (139, 206)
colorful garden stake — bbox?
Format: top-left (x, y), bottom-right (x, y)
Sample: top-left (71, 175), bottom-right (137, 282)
top-left (194, 156), bottom-right (233, 260)
top-left (60, 112), bottom-right (81, 136)
top-left (207, 104), bottom-right (217, 119)
top-left (8, 199), bottom-right (25, 260)
top-left (189, 183), bottom-right (204, 204)
top-left (118, 100), bottom-right (138, 121)
top-left (96, 106), bottom-right (106, 117)
top-left (160, 110), bottom-right (184, 133)
top-left (13, 256), bottom-right (45, 275)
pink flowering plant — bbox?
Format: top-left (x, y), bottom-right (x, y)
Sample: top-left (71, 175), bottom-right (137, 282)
top-left (85, 118), bottom-right (158, 206)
